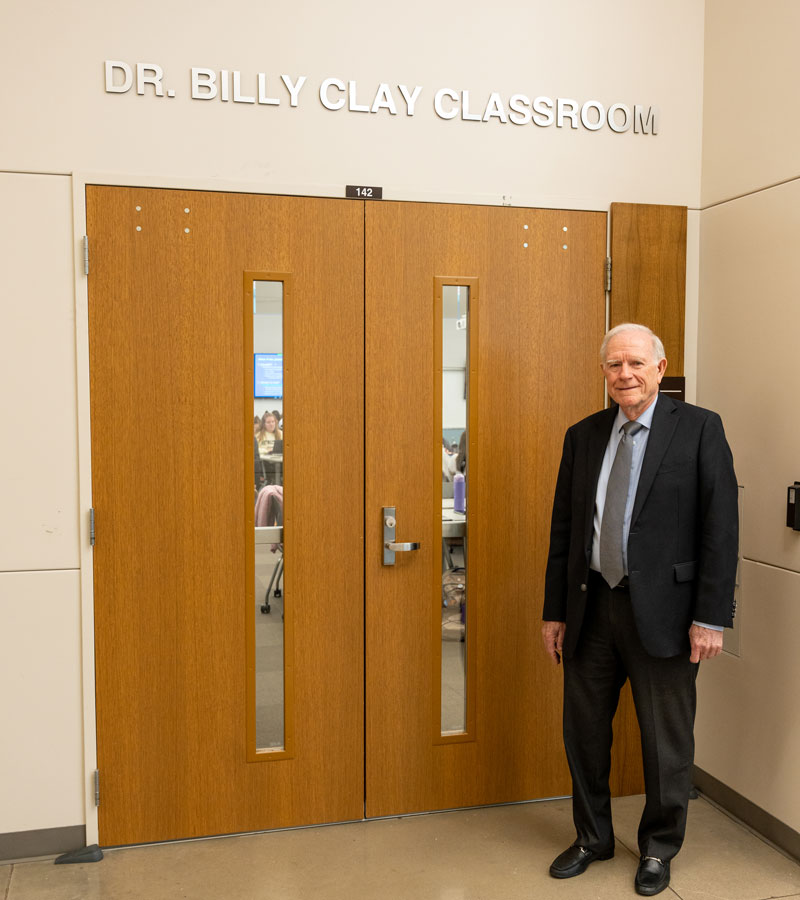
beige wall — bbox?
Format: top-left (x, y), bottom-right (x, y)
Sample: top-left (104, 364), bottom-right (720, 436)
top-left (0, 0), bottom-right (716, 846)
top-left (696, 0), bottom-right (800, 834)
top-left (0, 174), bottom-right (85, 834)
top-left (701, 0), bottom-right (800, 207)
top-left (695, 563), bottom-right (800, 832)
top-left (0, 571), bottom-right (85, 834)
top-left (0, 0), bottom-right (705, 208)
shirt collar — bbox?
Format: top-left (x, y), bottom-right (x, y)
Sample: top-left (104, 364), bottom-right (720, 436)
top-left (613, 391), bottom-right (658, 433)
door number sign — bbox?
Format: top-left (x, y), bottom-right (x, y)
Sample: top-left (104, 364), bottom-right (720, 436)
top-left (345, 185), bottom-right (383, 199)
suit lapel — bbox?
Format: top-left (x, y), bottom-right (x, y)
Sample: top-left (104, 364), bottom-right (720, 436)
top-left (631, 394), bottom-right (679, 524)
top-left (583, 408), bottom-right (617, 543)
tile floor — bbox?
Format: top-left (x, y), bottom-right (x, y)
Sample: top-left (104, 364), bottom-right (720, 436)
top-left (2, 795), bottom-right (798, 900)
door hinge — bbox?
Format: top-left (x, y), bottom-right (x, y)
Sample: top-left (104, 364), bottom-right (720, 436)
top-left (89, 508), bottom-right (96, 546)
top-left (83, 235), bottom-right (90, 275)
top-left (605, 256), bottom-right (612, 292)
top-left (94, 769), bottom-right (100, 807)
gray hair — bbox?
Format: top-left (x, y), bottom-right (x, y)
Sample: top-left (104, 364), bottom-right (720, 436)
top-left (600, 323), bottom-right (665, 365)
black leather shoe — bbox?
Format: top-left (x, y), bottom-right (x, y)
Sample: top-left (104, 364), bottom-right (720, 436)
top-left (635, 856), bottom-right (670, 895)
top-left (549, 844), bottom-right (614, 879)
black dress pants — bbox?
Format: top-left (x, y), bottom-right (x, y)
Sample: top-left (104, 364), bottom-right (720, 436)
top-left (562, 570), bottom-right (699, 861)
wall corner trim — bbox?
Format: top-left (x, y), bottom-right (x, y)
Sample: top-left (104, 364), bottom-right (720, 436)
top-left (693, 766), bottom-right (800, 862)
top-left (0, 825), bottom-right (87, 864)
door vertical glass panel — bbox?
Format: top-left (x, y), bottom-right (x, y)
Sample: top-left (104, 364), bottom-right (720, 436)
top-left (440, 285), bottom-right (469, 734)
top-left (251, 278), bottom-right (287, 753)
top-left (434, 277), bottom-right (477, 744)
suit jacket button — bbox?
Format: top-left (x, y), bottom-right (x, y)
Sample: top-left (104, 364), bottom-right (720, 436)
top-left (580, 583), bottom-right (587, 592)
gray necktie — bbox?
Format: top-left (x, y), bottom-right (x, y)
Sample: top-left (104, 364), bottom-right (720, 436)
top-left (600, 421), bottom-right (643, 588)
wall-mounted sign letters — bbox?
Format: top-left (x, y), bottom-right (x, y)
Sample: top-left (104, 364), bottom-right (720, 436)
top-left (103, 61), bottom-right (660, 135)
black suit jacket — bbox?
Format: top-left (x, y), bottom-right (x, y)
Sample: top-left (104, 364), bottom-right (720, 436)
top-left (543, 395), bottom-right (739, 659)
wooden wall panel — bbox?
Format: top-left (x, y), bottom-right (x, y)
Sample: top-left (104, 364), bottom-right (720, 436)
top-left (610, 203), bottom-right (687, 375)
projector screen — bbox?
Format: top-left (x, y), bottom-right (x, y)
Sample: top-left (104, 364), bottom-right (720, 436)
top-left (254, 352), bottom-right (283, 399)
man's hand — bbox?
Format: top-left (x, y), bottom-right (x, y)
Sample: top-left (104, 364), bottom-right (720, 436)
top-left (689, 624), bottom-right (724, 663)
top-left (542, 621), bottom-right (566, 665)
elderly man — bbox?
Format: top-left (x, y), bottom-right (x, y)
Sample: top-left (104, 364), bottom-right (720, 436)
top-left (542, 323), bottom-right (738, 896)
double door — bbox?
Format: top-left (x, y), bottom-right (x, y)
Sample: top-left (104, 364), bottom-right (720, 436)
top-left (88, 187), bottom-right (642, 846)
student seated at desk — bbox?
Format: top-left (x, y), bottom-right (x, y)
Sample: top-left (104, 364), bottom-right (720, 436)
top-left (442, 444), bottom-right (458, 481)
top-left (455, 430), bottom-right (466, 475)
top-left (254, 436), bottom-right (264, 492)
top-left (256, 411), bottom-right (283, 458)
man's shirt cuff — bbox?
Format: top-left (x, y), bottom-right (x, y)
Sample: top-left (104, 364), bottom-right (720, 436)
top-left (692, 620), bottom-right (723, 631)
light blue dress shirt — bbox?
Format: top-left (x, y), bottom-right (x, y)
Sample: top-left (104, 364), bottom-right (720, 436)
top-left (590, 394), bottom-right (721, 631)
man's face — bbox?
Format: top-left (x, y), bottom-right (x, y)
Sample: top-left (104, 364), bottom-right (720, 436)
top-left (602, 330), bottom-right (667, 420)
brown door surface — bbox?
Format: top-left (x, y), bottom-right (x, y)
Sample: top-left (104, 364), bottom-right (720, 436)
top-left (609, 203), bottom-right (687, 373)
top-left (88, 186), bottom-right (365, 845)
top-left (364, 201), bottom-right (643, 816)
top-left (89, 188), bottom-right (644, 845)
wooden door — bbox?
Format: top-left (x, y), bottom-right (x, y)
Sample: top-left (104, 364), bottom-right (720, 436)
top-left (88, 187), bottom-right (365, 845)
top-left (364, 201), bottom-right (644, 816)
top-left (90, 188), bottom-right (645, 847)
top-left (609, 203), bottom-right (687, 373)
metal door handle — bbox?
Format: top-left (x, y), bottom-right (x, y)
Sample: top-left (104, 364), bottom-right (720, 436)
top-left (382, 507), bottom-right (421, 565)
